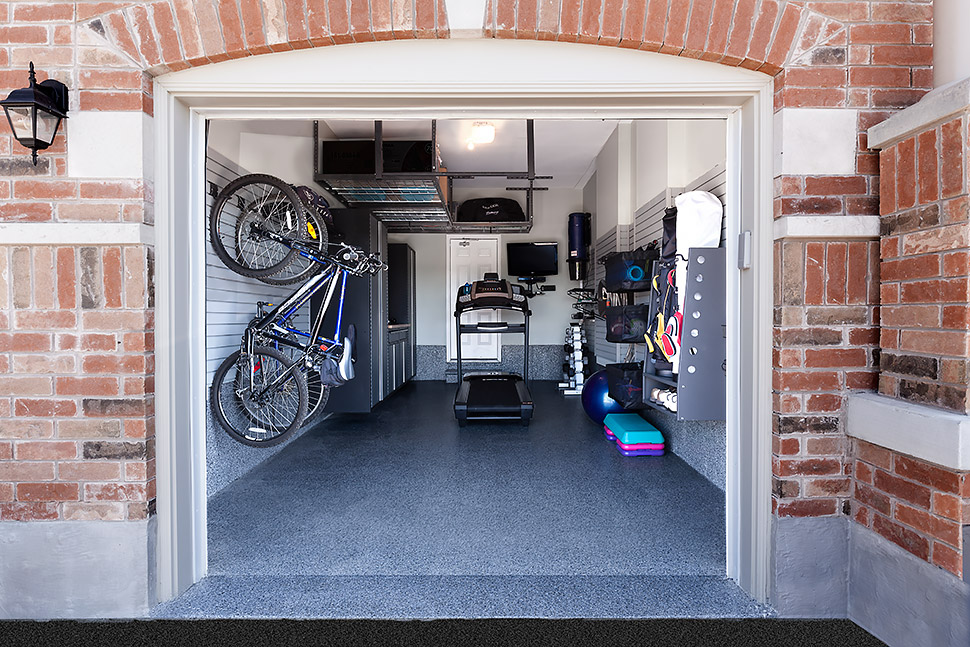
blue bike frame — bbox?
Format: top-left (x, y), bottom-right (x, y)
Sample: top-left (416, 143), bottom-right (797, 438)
top-left (246, 264), bottom-right (350, 363)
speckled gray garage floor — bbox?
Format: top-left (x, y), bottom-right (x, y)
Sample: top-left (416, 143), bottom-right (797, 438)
top-left (155, 381), bottom-right (769, 618)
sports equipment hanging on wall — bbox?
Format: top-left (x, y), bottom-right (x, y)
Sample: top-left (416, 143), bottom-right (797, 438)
top-left (670, 191), bottom-right (722, 373)
top-left (567, 211), bottom-right (591, 281)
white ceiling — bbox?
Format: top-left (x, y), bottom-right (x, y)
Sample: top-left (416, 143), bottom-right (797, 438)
top-left (323, 119), bottom-right (617, 189)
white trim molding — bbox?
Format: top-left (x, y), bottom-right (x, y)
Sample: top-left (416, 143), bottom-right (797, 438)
top-left (0, 223), bottom-right (155, 246)
top-left (772, 216), bottom-right (881, 241)
top-left (153, 39), bottom-right (776, 606)
top-left (847, 392), bottom-right (970, 471)
top-left (868, 76), bottom-right (970, 150)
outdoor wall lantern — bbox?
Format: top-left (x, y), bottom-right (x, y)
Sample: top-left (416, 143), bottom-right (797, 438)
top-left (1, 62), bottom-right (69, 165)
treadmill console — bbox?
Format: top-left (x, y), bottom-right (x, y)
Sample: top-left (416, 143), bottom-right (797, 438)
top-left (456, 276), bottom-right (528, 313)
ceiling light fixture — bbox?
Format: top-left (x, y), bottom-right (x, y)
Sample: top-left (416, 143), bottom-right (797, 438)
top-left (466, 121), bottom-right (495, 150)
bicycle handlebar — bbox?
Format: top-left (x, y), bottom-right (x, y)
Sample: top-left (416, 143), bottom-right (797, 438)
top-left (249, 222), bottom-right (387, 275)
top-left (333, 243), bottom-right (387, 276)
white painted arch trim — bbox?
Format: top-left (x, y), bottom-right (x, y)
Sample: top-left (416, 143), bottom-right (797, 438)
top-left (154, 38), bottom-right (775, 606)
top-left (847, 393), bottom-right (970, 471)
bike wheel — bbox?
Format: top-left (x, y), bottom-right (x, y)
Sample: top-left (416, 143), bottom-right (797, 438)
top-left (209, 174), bottom-right (306, 279)
top-left (257, 207), bottom-right (330, 286)
top-left (269, 336), bottom-right (331, 426)
top-left (303, 369), bottom-right (331, 425)
top-left (210, 346), bottom-right (308, 447)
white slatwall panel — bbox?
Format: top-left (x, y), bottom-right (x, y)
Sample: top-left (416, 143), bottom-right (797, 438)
top-left (205, 151), bottom-right (310, 380)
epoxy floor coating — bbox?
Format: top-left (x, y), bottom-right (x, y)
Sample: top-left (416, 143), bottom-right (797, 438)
top-left (157, 381), bottom-right (767, 618)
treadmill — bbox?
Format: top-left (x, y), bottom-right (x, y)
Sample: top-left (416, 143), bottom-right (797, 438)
top-left (454, 273), bottom-right (534, 427)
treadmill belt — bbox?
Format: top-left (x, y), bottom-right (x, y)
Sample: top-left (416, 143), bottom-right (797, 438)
top-left (466, 378), bottom-right (522, 414)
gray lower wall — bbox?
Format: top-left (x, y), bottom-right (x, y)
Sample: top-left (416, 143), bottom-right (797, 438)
top-left (415, 344), bottom-right (563, 382)
top-left (206, 402), bottom-right (316, 497)
top-left (849, 521), bottom-right (970, 647)
top-left (771, 515), bottom-right (848, 618)
top-left (642, 409), bottom-right (726, 491)
top-left (0, 518), bottom-right (155, 619)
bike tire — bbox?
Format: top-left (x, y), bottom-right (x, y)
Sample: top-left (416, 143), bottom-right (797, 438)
top-left (209, 174), bottom-right (306, 279)
top-left (256, 207), bottom-right (330, 286)
top-left (303, 369), bottom-right (331, 425)
top-left (210, 346), bottom-right (309, 447)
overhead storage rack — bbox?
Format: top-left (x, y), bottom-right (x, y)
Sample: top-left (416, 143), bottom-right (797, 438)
top-left (313, 120), bottom-right (550, 233)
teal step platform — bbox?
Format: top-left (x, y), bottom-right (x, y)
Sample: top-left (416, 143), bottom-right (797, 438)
top-left (603, 413), bottom-right (664, 445)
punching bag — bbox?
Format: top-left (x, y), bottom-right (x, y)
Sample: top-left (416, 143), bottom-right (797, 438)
top-left (567, 212), bottom-right (591, 281)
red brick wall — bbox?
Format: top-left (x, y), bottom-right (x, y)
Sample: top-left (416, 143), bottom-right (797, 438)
top-left (0, 1), bottom-right (938, 525)
top-left (772, 239), bottom-right (880, 516)
top-left (878, 112), bottom-right (970, 414)
top-left (0, 244), bottom-right (154, 521)
top-left (851, 439), bottom-right (970, 578)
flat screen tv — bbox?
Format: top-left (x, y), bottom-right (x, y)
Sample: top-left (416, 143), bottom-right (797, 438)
top-left (507, 242), bottom-right (559, 278)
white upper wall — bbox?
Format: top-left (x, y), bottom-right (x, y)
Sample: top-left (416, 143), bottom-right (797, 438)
top-left (634, 120), bottom-right (669, 206)
top-left (594, 128), bottom-right (620, 240)
top-left (389, 187), bottom-right (584, 347)
top-left (667, 120), bottom-right (726, 187)
top-left (935, 0), bottom-right (970, 88)
top-left (590, 118), bottom-right (726, 240)
top-left (207, 120), bottom-right (321, 189)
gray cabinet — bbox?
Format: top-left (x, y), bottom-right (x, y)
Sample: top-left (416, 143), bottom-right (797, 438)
top-left (385, 325), bottom-right (410, 396)
top-left (313, 209), bottom-right (387, 414)
top-left (384, 243), bottom-right (416, 397)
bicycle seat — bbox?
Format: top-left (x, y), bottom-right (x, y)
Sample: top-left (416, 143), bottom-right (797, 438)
top-left (338, 324), bottom-right (356, 381)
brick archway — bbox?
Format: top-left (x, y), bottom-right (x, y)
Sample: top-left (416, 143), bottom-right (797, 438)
top-left (0, 0), bottom-right (944, 618)
top-left (80, 1), bottom-right (850, 77)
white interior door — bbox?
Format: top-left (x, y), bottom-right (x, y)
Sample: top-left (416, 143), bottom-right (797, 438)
top-left (448, 237), bottom-right (500, 361)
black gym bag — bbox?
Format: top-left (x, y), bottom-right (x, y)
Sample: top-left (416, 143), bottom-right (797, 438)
top-left (455, 198), bottom-right (526, 223)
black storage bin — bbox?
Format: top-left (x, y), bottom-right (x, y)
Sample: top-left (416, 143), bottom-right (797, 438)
top-left (456, 198), bottom-right (526, 223)
top-left (603, 248), bottom-right (659, 292)
top-left (606, 362), bottom-right (645, 409)
top-left (605, 304), bottom-right (650, 343)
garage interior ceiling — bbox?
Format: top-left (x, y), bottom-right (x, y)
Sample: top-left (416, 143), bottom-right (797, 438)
top-left (322, 119), bottom-right (618, 190)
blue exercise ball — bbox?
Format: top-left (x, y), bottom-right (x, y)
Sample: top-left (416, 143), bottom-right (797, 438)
top-left (581, 369), bottom-right (624, 424)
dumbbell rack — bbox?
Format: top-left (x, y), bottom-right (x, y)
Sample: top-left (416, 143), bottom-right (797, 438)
top-left (559, 323), bottom-right (590, 396)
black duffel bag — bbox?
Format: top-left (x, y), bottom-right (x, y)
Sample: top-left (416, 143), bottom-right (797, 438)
top-left (456, 197), bottom-right (526, 223)
top-left (602, 245), bottom-right (659, 292)
top-left (606, 362), bottom-right (645, 410)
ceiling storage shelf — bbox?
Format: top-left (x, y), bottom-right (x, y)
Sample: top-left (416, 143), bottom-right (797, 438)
top-left (313, 119), bottom-right (549, 233)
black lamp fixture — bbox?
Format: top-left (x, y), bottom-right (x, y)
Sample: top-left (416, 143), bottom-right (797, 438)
top-left (1, 62), bottom-right (69, 165)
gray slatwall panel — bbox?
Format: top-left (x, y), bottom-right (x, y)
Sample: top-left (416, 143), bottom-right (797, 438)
top-left (632, 191), bottom-right (671, 362)
top-left (205, 151), bottom-right (310, 382)
top-left (592, 227), bottom-right (615, 367)
top-left (592, 224), bottom-right (632, 367)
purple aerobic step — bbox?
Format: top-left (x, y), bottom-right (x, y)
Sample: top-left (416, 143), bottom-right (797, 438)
top-left (616, 439), bottom-right (665, 451)
top-left (616, 446), bottom-right (665, 457)
top-left (604, 426), bottom-right (616, 441)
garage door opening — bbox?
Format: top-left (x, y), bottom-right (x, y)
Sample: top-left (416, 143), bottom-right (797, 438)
top-left (151, 39), bottom-right (775, 615)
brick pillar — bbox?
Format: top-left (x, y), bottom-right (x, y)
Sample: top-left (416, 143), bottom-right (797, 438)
top-left (878, 111), bottom-right (970, 413)
top-left (855, 83), bottom-right (970, 582)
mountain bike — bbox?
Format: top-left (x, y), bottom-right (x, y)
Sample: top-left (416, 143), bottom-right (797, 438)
top-left (208, 173), bottom-right (386, 447)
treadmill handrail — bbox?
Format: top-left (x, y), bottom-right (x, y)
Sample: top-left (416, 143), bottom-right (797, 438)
top-left (454, 302), bottom-right (532, 317)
